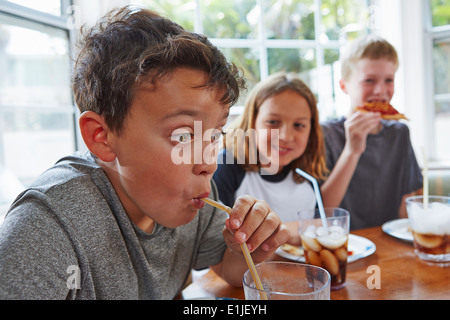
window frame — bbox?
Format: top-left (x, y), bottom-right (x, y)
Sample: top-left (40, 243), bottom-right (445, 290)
top-left (423, 0), bottom-right (450, 164)
top-left (188, 0), bottom-right (373, 119)
top-left (3, 0), bottom-right (448, 169)
top-left (0, 0), bottom-right (72, 29)
top-left (0, 0), bottom-right (79, 174)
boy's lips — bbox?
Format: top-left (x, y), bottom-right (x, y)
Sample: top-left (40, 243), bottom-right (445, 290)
top-left (367, 99), bottom-right (387, 103)
top-left (191, 192), bottom-right (210, 210)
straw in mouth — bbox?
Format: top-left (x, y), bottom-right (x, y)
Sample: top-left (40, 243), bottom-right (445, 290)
top-left (201, 197), bottom-right (268, 300)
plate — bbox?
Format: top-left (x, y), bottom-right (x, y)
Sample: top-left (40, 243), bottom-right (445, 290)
top-left (276, 234), bottom-right (376, 263)
top-left (382, 218), bottom-right (413, 242)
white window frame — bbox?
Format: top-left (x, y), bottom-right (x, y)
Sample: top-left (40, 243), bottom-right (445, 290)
top-left (423, 0), bottom-right (450, 165)
top-left (4, 0), bottom-right (448, 167)
top-left (205, 0), bottom-right (348, 119)
top-left (0, 0), bottom-right (79, 181)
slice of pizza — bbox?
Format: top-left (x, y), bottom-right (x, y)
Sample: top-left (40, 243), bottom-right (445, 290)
top-left (356, 101), bottom-right (408, 120)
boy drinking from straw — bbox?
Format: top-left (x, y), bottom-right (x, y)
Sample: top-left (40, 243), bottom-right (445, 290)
top-left (0, 6), bottom-right (288, 299)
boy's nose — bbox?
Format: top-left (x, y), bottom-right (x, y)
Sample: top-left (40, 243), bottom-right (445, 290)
top-left (193, 142), bottom-right (218, 176)
top-left (373, 82), bottom-right (387, 95)
top-left (193, 161), bottom-right (217, 176)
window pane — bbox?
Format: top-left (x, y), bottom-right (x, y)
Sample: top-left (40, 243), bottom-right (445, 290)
top-left (433, 39), bottom-right (450, 161)
top-left (430, 0), bottom-right (450, 27)
top-left (1, 110), bottom-right (75, 185)
top-left (201, 0), bottom-right (257, 39)
top-left (7, 0), bottom-right (62, 16)
top-left (0, 13), bottom-right (74, 196)
top-left (433, 40), bottom-right (450, 95)
top-left (1, 16), bottom-right (72, 107)
top-left (434, 101), bottom-right (450, 161)
top-left (321, 0), bottom-right (370, 40)
top-left (219, 46), bottom-right (260, 105)
top-left (142, 0), bottom-right (196, 31)
top-left (267, 48), bottom-right (316, 77)
top-left (321, 48), bottom-right (343, 119)
top-left (263, 0), bottom-right (315, 40)
top-left (267, 48), bottom-right (317, 108)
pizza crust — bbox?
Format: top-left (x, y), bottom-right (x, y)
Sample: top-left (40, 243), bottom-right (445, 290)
top-left (356, 102), bottom-right (408, 121)
top-left (281, 243), bottom-right (304, 257)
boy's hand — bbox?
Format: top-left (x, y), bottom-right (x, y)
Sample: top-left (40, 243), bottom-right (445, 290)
top-left (223, 195), bottom-right (289, 263)
top-left (344, 111), bottom-right (381, 156)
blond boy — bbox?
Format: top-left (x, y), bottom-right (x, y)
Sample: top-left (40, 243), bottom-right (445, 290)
top-left (321, 35), bottom-right (422, 229)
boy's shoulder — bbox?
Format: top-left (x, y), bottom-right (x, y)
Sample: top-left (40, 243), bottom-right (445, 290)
top-left (321, 116), bottom-right (346, 137)
top-left (382, 119), bottom-right (409, 130)
top-left (381, 119), bottom-right (411, 139)
top-left (321, 116), bottom-right (346, 127)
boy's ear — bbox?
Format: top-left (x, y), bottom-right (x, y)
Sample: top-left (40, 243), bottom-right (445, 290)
top-left (79, 111), bottom-right (116, 162)
top-left (339, 79), bottom-right (348, 94)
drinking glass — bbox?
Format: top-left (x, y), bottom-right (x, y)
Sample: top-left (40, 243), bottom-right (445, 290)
top-left (298, 208), bottom-right (350, 290)
top-left (242, 261), bottom-right (330, 300)
top-left (406, 195), bottom-right (450, 262)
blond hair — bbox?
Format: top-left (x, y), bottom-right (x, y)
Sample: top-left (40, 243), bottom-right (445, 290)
top-left (224, 72), bottom-right (328, 183)
top-left (340, 35), bottom-right (399, 80)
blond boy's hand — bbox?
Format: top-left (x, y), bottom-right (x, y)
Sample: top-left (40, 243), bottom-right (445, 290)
top-left (223, 195), bottom-right (289, 263)
top-left (344, 111), bottom-right (381, 156)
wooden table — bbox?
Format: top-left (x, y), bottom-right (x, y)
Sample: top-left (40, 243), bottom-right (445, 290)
top-left (182, 226), bottom-right (450, 300)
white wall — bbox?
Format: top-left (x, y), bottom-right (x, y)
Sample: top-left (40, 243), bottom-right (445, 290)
top-left (72, 0), bottom-right (133, 27)
top-left (376, 0), bottom-right (430, 167)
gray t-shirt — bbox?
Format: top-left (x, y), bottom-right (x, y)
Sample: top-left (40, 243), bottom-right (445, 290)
top-left (321, 117), bottom-right (423, 230)
top-left (0, 152), bottom-right (227, 299)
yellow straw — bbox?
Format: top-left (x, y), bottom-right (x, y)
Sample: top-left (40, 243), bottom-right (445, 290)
top-left (201, 197), bottom-right (268, 300)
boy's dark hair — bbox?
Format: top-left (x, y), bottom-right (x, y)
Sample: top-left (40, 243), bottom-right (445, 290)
top-left (73, 6), bottom-right (245, 135)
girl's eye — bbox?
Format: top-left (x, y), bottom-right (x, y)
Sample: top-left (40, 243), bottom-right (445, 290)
top-left (266, 120), bottom-right (279, 126)
top-left (171, 132), bottom-right (192, 144)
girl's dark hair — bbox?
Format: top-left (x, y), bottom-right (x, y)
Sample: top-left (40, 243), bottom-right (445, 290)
top-left (73, 5), bottom-right (245, 135)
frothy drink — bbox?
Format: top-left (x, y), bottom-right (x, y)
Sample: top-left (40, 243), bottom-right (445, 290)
top-left (301, 225), bottom-right (348, 290)
top-left (406, 197), bottom-right (450, 262)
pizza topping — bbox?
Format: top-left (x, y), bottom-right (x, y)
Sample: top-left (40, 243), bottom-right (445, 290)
top-left (356, 101), bottom-right (408, 120)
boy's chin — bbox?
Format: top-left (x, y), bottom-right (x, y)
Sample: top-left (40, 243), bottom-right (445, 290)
top-left (167, 207), bottom-right (200, 228)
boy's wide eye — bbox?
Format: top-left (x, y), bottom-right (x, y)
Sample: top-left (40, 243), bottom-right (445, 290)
top-left (171, 132), bottom-right (192, 144)
top-left (211, 131), bottom-right (225, 143)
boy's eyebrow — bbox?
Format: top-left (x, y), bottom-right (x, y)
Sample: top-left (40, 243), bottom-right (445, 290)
top-left (162, 110), bottom-right (199, 121)
top-left (162, 108), bottom-right (230, 122)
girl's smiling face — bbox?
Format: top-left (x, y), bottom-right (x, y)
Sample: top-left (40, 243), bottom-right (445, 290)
top-left (254, 89), bottom-right (312, 173)
top-left (102, 68), bottom-right (229, 231)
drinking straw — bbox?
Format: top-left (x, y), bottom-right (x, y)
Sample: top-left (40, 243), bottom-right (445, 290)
top-left (201, 197), bottom-right (268, 300)
top-left (295, 168), bottom-right (328, 230)
top-left (421, 147), bottom-right (429, 210)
